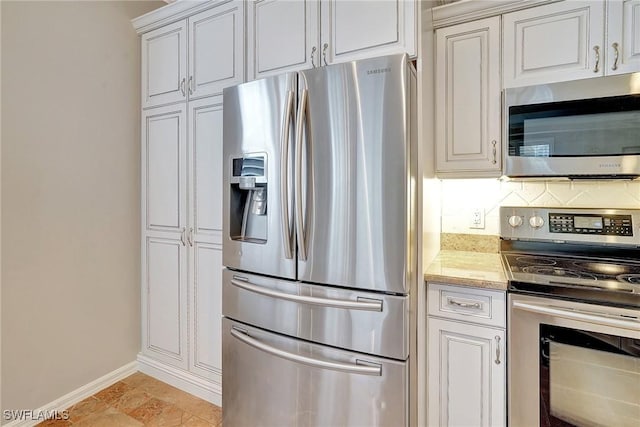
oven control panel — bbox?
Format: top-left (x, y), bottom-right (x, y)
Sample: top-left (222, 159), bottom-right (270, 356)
top-left (549, 213), bottom-right (633, 236)
top-left (500, 207), bottom-right (640, 245)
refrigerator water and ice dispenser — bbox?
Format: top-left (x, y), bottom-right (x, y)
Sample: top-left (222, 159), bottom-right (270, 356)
top-left (228, 154), bottom-right (267, 243)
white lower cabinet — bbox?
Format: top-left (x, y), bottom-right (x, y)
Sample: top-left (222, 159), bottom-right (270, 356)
top-left (427, 283), bottom-right (506, 427)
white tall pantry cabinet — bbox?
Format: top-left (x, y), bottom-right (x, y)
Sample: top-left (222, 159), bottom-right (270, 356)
top-left (134, 0), bottom-right (244, 404)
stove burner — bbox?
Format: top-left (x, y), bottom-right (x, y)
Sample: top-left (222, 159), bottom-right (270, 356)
top-left (521, 266), bottom-right (597, 280)
top-left (616, 274), bottom-right (640, 285)
top-left (515, 256), bottom-right (557, 266)
top-left (573, 261), bottom-right (634, 276)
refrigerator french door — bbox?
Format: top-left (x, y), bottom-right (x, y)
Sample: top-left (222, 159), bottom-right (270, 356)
top-left (222, 54), bottom-right (417, 426)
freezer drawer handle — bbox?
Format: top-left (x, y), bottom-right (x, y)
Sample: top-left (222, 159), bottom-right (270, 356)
top-left (230, 277), bottom-right (383, 312)
top-left (230, 327), bottom-right (382, 376)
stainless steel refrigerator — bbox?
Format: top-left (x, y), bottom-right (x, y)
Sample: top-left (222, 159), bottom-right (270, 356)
top-left (222, 54), bottom-right (418, 426)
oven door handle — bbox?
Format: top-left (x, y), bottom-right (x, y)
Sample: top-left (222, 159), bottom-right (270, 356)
top-left (513, 301), bottom-right (640, 332)
top-left (230, 327), bottom-right (382, 376)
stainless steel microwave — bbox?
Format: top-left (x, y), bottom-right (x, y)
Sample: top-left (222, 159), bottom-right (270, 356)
top-left (504, 73), bottom-right (640, 179)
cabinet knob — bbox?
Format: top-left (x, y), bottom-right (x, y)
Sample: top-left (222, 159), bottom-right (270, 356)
top-left (612, 42), bottom-right (620, 71)
top-left (593, 45), bottom-right (600, 73)
top-left (180, 77), bottom-right (186, 96)
top-left (322, 43), bottom-right (329, 66)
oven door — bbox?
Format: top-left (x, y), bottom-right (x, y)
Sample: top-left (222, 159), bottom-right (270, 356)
top-left (509, 294), bottom-right (640, 427)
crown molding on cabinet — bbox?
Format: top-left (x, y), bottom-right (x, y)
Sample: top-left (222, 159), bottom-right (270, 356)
top-left (132, 0), bottom-right (231, 34)
top-left (431, 0), bottom-right (560, 28)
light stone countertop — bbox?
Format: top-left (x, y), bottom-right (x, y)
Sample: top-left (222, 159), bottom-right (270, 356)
top-left (424, 250), bottom-right (508, 290)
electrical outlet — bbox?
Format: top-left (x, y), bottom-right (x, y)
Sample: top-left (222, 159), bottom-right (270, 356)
top-left (470, 208), bottom-right (485, 229)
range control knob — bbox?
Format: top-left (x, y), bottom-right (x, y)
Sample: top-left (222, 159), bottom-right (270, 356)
top-left (508, 215), bottom-right (523, 228)
top-left (529, 215), bottom-right (545, 229)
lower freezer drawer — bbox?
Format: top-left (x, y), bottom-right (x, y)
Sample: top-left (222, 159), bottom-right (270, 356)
top-left (222, 318), bottom-right (408, 427)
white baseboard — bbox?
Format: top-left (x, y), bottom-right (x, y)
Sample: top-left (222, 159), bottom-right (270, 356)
top-left (137, 354), bottom-right (222, 407)
top-left (3, 361), bottom-right (138, 427)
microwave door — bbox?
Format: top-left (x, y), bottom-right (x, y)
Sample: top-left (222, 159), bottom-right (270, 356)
top-left (296, 55), bottom-right (413, 294)
top-left (222, 74), bottom-right (297, 279)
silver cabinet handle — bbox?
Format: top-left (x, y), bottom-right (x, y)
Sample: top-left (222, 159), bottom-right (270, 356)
top-left (310, 46), bottom-right (317, 68)
top-left (491, 140), bottom-right (497, 164)
top-left (187, 227), bottom-right (194, 247)
top-left (447, 298), bottom-right (481, 310)
top-left (494, 336), bottom-right (501, 365)
top-left (230, 327), bottom-right (382, 376)
top-left (322, 43), bottom-right (329, 66)
top-left (180, 77), bottom-right (186, 96)
top-left (593, 45), bottom-right (600, 73)
top-left (294, 88), bottom-right (309, 261)
top-left (612, 42), bottom-right (620, 71)
top-left (188, 76), bottom-right (194, 95)
top-left (180, 227), bottom-right (186, 246)
top-left (280, 90), bottom-right (295, 259)
top-left (230, 278), bottom-right (383, 311)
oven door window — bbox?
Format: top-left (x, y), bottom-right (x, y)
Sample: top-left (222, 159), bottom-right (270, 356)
top-left (508, 95), bottom-right (640, 158)
top-left (540, 324), bottom-right (640, 427)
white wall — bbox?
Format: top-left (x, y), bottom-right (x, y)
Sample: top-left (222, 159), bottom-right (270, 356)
top-left (441, 179), bottom-right (640, 235)
top-left (1, 0), bottom-right (162, 414)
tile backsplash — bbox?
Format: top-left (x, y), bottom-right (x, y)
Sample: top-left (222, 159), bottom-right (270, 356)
top-left (440, 179), bottom-right (640, 235)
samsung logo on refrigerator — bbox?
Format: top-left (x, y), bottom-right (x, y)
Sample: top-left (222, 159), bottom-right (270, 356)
top-left (367, 67), bottom-right (391, 75)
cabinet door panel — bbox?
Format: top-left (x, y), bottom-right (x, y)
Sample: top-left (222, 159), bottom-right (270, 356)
top-left (607, 0), bottom-right (640, 75)
top-left (142, 20), bottom-right (187, 108)
top-left (143, 237), bottom-right (188, 368)
top-left (428, 318), bottom-right (505, 427)
top-left (189, 2), bottom-right (244, 98)
top-left (503, 1), bottom-right (605, 88)
top-left (190, 243), bottom-right (223, 381)
top-left (189, 97), bottom-right (224, 239)
top-left (142, 105), bottom-right (187, 233)
top-left (435, 17), bottom-right (501, 176)
top-left (321, 0), bottom-right (415, 64)
top-left (247, 0), bottom-right (320, 79)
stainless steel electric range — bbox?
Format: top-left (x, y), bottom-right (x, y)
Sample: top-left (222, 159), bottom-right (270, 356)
top-left (501, 207), bottom-right (640, 427)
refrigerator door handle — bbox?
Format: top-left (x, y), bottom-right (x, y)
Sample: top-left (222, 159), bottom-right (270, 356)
top-left (230, 277), bottom-right (383, 312)
top-left (230, 327), bottom-right (382, 376)
top-left (280, 90), bottom-right (295, 259)
top-left (295, 88), bottom-right (309, 261)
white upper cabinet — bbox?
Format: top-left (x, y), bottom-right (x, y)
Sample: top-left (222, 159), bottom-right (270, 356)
top-left (142, 1), bottom-right (244, 108)
top-left (503, 0), bottom-right (640, 87)
top-left (247, 0), bottom-right (416, 80)
top-left (247, 0), bottom-right (320, 79)
top-left (503, 1), bottom-right (605, 88)
top-left (188, 2), bottom-right (245, 99)
top-left (435, 16), bottom-right (502, 177)
top-left (142, 20), bottom-right (188, 108)
top-left (320, 0), bottom-right (416, 65)
top-left (606, 0), bottom-right (640, 75)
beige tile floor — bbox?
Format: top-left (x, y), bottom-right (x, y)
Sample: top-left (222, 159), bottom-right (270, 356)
top-left (36, 372), bottom-right (222, 426)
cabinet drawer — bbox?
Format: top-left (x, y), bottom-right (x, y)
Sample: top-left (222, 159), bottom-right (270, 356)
top-left (427, 283), bottom-right (506, 328)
